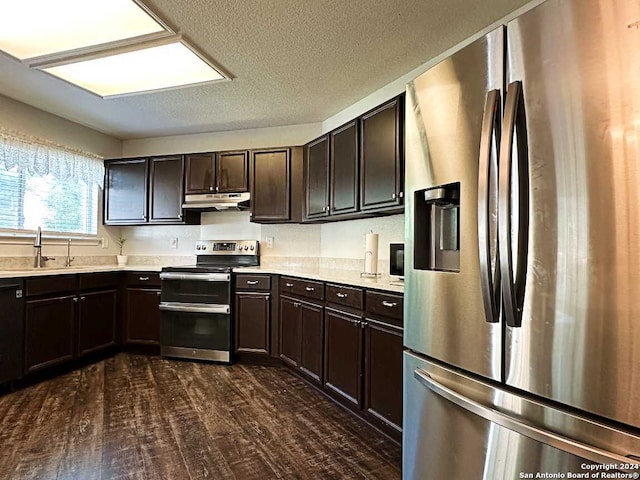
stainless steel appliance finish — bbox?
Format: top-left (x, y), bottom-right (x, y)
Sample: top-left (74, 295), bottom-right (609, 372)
top-left (405, 26), bottom-right (504, 381)
top-left (160, 240), bottom-right (259, 364)
top-left (404, 0), bottom-right (640, 477)
top-left (182, 192), bottom-right (250, 211)
top-left (403, 352), bottom-right (640, 479)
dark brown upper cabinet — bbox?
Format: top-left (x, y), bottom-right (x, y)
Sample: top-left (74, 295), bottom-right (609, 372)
top-left (304, 136), bottom-right (330, 220)
top-left (217, 151), bottom-right (249, 192)
top-left (330, 120), bottom-right (359, 215)
top-left (149, 156), bottom-right (185, 223)
top-left (185, 153), bottom-right (215, 194)
top-left (185, 151), bottom-right (248, 194)
top-left (104, 156), bottom-right (199, 226)
top-left (250, 147), bottom-right (300, 223)
top-left (104, 158), bottom-right (149, 224)
top-left (359, 96), bottom-right (404, 212)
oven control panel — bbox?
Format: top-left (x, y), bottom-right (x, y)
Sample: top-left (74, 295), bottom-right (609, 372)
top-left (194, 240), bottom-right (259, 255)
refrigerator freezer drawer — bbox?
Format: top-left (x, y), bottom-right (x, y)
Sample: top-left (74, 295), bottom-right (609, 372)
top-left (403, 352), bottom-right (640, 480)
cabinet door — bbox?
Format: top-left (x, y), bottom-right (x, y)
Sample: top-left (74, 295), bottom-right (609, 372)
top-left (364, 320), bottom-right (403, 432)
top-left (25, 295), bottom-right (76, 373)
top-left (304, 136), bottom-right (330, 220)
top-left (235, 293), bottom-right (270, 355)
top-left (359, 97), bottom-right (403, 211)
top-left (217, 151), bottom-right (248, 192)
top-left (149, 156), bottom-right (185, 223)
top-left (104, 158), bottom-right (148, 224)
top-left (300, 302), bottom-right (323, 384)
top-left (250, 148), bottom-right (291, 222)
top-left (279, 296), bottom-right (301, 367)
top-left (324, 308), bottom-right (363, 407)
top-left (185, 154), bottom-right (215, 194)
top-left (330, 121), bottom-right (359, 215)
top-left (125, 288), bottom-right (161, 345)
top-left (78, 290), bottom-right (117, 357)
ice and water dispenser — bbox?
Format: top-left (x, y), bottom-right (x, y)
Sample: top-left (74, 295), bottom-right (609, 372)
top-left (414, 183), bottom-right (460, 272)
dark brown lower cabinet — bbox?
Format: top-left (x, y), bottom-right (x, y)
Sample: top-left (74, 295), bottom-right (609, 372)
top-left (280, 296), bottom-right (301, 367)
top-left (280, 296), bottom-right (324, 384)
top-left (300, 302), bottom-right (323, 384)
top-left (25, 295), bottom-right (76, 373)
top-left (125, 288), bottom-right (161, 345)
top-left (235, 293), bottom-right (270, 354)
top-left (364, 320), bottom-right (403, 433)
top-left (324, 308), bottom-right (362, 407)
top-left (78, 290), bottom-right (118, 357)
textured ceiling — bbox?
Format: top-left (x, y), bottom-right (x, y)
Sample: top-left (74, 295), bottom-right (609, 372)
top-left (0, 0), bottom-right (530, 139)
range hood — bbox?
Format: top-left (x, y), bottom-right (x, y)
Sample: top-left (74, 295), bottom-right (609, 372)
top-left (182, 192), bottom-right (250, 211)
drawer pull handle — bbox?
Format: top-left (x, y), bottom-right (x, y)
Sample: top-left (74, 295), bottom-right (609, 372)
top-left (382, 301), bottom-right (397, 308)
top-left (305, 286), bottom-right (314, 292)
top-left (336, 293), bottom-right (348, 298)
top-left (139, 276), bottom-right (149, 281)
top-left (285, 283), bottom-right (294, 287)
top-left (246, 280), bottom-right (259, 285)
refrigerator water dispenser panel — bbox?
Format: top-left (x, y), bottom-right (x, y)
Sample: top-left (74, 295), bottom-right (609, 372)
top-left (414, 183), bottom-right (460, 272)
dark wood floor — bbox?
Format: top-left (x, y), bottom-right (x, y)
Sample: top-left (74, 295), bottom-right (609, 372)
top-left (0, 354), bottom-right (401, 479)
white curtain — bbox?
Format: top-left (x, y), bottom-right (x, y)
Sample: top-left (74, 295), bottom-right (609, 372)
top-left (0, 128), bottom-right (104, 187)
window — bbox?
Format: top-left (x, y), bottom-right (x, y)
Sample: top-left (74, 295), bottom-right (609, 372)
top-left (0, 129), bottom-right (104, 236)
top-left (0, 167), bottom-right (98, 235)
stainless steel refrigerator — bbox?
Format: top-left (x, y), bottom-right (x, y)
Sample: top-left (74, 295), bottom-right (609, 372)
top-left (404, 0), bottom-right (640, 477)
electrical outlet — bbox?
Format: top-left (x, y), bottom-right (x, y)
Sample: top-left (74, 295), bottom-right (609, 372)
top-left (265, 236), bottom-right (274, 248)
top-left (101, 237), bottom-right (109, 249)
top-left (170, 238), bottom-right (178, 249)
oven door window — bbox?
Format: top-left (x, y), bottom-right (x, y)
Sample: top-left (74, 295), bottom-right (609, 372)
top-left (161, 311), bottom-right (230, 351)
top-left (162, 279), bottom-right (229, 304)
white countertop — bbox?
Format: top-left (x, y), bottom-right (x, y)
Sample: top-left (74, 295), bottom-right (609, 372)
top-left (0, 263), bottom-right (404, 293)
top-left (234, 266), bottom-right (404, 293)
top-left (0, 265), bottom-right (162, 279)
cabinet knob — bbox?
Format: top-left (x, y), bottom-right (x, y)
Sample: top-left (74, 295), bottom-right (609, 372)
top-left (216, 186), bottom-right (219, 192)
top-left (73, 297), bottom-right (79, 303)
top-left (399, 191), bottom-right (404, 198)
top-left (156, 291), bottom-right (161, 297)
top-left (81, 296), bottom-right (86, 301)
top-left (305, 286), bottom-right (314, 292)
top-left (285, 283), bottom-right (294, 287)
top-left (209, 186), bottom-right (214, 191)
top-left (178, 214), bottom-right (183, 220)
top-left (361, 321), bottom-right (368, 329)
top-left (392, 193), bottom-right (397, 199)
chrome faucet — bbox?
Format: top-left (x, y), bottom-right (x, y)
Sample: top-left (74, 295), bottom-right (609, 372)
top-left (33, 226), bottom-right (55, 268)
top-left (65, 239), bottom-right (75, 267)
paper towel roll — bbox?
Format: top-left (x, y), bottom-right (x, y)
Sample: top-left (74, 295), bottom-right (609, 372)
top-left (364, 233), bottom-right (379, 275)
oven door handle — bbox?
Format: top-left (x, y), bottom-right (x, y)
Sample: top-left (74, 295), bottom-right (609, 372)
top-left (159, 302), bottom-right (230, 314)
top-left (160, 272), bottom-right (230, 282)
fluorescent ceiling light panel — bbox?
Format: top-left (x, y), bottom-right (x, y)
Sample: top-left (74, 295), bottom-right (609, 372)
top-left (42, 42), bottom-right (224, 96)
top-left (0, 0), bottom-right (165, 60)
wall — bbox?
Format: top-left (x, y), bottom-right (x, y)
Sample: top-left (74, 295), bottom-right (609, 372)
top-left (0, 94), bottom-right (122, 158)
top-left (121, 211), bottom-right (403, 273)
top-left (0, 95), bottom-right (123, 259)
top-left (122, 123), bottom-right (323, 158)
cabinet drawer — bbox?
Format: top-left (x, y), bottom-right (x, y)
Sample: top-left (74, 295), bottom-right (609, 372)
top-left (235, 274), bottom-right (271, 291)
top-left (365, 291), bottom-right (403, 327)
top-left (326, 284), bottom-right (363, 310)
top-left (126, 272), bottom-right (161, 288)
top-left (280, 276), bottom-right (324, 301)
top-left (79, 272), bottom-right (119, 291)
top-left (26, 275), bottom-right (77, 297)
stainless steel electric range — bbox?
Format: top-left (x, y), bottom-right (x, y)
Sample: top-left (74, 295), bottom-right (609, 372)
top-left (159, 240), bottom-right (259, 364)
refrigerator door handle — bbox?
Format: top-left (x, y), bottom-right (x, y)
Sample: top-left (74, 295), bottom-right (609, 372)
top-left (478, 89), bottom-right (502, 323)
top-left (413, 368), bottom-right (640, 472)
top-left (498, 81), bottom-right (530, 328)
